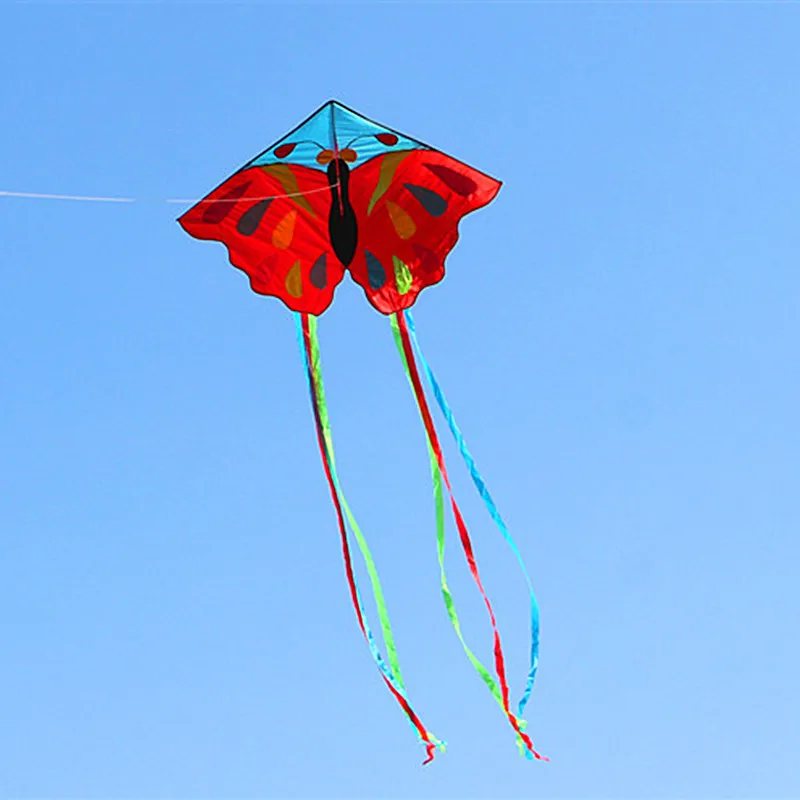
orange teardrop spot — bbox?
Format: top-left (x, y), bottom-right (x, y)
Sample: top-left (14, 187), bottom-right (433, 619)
top-left (285, 260), bottom-right (303, 298)
top-left (272, 210), bottom-right (297, 249)
top-left (387, 201), bottom-right (416, 240)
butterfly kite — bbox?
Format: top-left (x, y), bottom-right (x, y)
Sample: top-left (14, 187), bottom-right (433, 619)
top-left (179, 101), bottom-right (544, 763)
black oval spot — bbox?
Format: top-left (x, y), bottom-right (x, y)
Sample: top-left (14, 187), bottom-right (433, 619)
top-left (310, 253), bottom-right (327, 289)
top-left (236, 198), bottom-right (272, 236)
top-left (404, 183), bottom-right (447, 217)
top-left (364, 250), bottom-right (387, 290)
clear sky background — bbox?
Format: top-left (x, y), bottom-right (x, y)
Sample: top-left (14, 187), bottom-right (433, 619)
top-left (2, 1), bottom-right (798, 798)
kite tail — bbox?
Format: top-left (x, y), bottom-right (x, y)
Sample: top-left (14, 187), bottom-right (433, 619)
top-left (295, 312), bottom-right (443, 765)
top-left (390, 312), bottom-right (545, 762)
top-left (403, 310), bottom-right (540, 718)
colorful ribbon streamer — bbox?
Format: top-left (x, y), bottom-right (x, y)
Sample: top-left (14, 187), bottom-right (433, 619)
top-left (403, 310), bottom-right (540, 717)
top-left (390, 312), bottom-right (544, 761)
top-left (294, 312), bottom-right (442, 764)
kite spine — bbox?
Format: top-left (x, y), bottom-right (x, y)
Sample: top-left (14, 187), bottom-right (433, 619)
top-left (390, 312), bottom-right (544, 761)
top-left (295, 312), bottom-right (443, 764)
top-left (403, 310), bottom-right (540, 718)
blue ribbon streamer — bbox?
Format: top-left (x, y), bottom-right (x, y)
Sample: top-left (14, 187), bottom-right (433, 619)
top-left (403, 310), bottom-right (540, 716)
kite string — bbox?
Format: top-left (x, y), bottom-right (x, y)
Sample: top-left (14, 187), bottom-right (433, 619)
top-left (390, 311), bottom-right (545, 761)
top-left (0, 183), bottom-right (337, 204)
top-left (294, 312), bottom-right (442, 765)
top-left (403, 310), bottom-right (540, 717)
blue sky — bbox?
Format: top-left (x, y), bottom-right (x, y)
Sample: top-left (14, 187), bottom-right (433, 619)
top-left (2, 1), bottom-right (799, 797)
